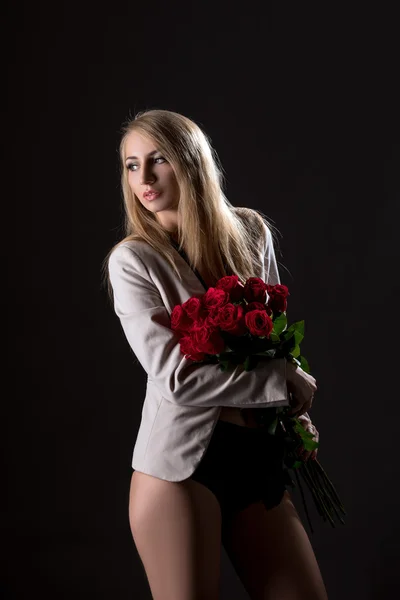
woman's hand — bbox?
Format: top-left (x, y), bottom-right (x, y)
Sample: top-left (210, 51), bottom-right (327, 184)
top-left (297, 414), bottom-right (320, 461)
top-left (286, 360), bottom-right (317, 417)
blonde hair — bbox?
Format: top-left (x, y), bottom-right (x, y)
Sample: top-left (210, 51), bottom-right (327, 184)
top-left (101, 109), bottom-right (281, 301)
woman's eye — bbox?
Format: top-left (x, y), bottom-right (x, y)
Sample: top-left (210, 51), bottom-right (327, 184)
top-left (126, 157), bottom-right (166, 172)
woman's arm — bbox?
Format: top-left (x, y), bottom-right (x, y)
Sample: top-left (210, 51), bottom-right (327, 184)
top-left (108, 244), bottom-right (289, 409)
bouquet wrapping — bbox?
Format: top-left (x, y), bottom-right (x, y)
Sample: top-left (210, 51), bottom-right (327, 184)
top-left (171, 274), bottom-right (346, 532)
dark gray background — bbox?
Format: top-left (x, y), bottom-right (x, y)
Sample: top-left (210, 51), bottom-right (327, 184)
top-left (3, 2), bottom-right (399, 598)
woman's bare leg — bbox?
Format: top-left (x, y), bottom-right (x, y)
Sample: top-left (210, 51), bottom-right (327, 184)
top-left (222, 490), bottom-right (328, 600)
top-left (128, 470), bottom-right (222, 600)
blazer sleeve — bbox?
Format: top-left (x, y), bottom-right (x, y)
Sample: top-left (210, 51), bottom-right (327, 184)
top-left (262, 221), bottom-right (280, 286)
top-left (108, 244), bottom-right (289, 409)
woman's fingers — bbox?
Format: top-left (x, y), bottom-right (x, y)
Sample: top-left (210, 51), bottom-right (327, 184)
top-left (287, 369), bottom-right (317, 416)
top-left (297, 398), bottom-right (313, 417)
top-left (297, 421), bottom-right (320, 461)
top-left (288, 393), bottom-right (313, 416)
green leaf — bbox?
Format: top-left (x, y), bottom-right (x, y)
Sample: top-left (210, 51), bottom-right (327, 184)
top-left (293, 420), bottom-right (313, 438)
top-left (291, 344), bottom-right (301, 358)
top-left (267, 417), bottom-right (278, 435)
top-left (272, 313), bottom-right (287, 336)
top-left (303, 439), bottom-right (320, 451)
top-left (243, 356), bottom-right (251, 371)
top-left (282, 320), bottom-right (303, 340)
top-left (293, 420), bottom-right (320, 451)
top-left (299, 355), bottom-right (310, 373)
top-left (282, 326), bottom-right (296, 341)
top-left (292, 460), bottom-right (303, 469)
top-left (294, 320), bottom-right (305, 336)
top-left (269, 332), bottom-right (281, 342)
top-left (293, 329), bottom-right (304, 346)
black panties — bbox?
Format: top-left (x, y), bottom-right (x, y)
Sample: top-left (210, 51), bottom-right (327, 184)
top-left (190, 418), bottom-right (287, 536)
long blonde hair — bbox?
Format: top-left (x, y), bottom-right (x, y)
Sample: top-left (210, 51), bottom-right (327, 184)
top-left (101, 109), bottom-right (281, 300)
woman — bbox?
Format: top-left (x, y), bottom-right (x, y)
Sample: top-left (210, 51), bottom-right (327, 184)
top-left (103, 109), bottom-right (327, 600)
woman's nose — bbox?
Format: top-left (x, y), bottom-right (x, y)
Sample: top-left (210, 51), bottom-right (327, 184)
top-left (140, 164), bottom-right (156, 184)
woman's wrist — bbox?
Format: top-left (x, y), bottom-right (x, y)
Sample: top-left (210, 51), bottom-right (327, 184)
top-left (285, 358), bottom-right (298, 381)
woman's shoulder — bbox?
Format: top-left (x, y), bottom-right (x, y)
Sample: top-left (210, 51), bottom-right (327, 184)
top-left (108, 238), bottom-right (157, 274)
top-left (110, 237), bottom-right (155, 257)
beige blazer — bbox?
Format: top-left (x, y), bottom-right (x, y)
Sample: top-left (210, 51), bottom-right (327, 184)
top-left (108, 218), bottom-right (290, 481)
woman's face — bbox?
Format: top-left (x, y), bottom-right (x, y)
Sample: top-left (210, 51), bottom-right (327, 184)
top-left (124, 131), bottom-right (180, 225)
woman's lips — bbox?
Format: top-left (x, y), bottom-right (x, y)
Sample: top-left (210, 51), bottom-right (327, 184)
top-left (144, 191), bottom-right (161, 201)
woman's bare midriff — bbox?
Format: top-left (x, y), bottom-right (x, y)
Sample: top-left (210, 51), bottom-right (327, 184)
top-left (218, 406), bottom-right (261, 428)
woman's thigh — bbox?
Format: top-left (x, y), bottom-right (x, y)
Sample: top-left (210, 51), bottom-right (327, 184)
top-left (129, 470), bottom-right (222, 600)
top-left (222, 490), bottom-right (329, 600)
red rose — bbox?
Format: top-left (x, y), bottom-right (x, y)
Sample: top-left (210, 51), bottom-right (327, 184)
top-left (190, 321), bottom-right (226, 355)
top-left (215, 275), bottom-right (245, 303)
top-left (171, 305), bottom-right (194, 334)
top-left (204, 310), bottom-right (222, 328)
top-left (179, 335), bottom-right (206, 361)
top-left (266, 284), bottom-right (290, 313)
top-left (202, 287), bottom-right (230, 315)
top-left (245, 309), bottom-right (274, 338)
top-left (182, 296), bottom-right (207, 323)
top-left (217, 302), bottom-right (247, 336)
top-left (243, 277), bottom-right (268, 304)
top-left (245, 301), bottom-right (273, 317)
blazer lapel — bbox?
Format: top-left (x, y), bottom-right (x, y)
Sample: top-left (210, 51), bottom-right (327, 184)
top-left (168, 239), bottom-right (209, 293)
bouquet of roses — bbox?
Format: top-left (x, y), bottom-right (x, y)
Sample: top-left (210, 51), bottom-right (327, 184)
top-left (171, 275), bottom-right (346, 533)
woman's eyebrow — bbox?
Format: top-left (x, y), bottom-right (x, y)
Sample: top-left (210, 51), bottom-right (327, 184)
top-left (125, 150), bottom-right (158, 161)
